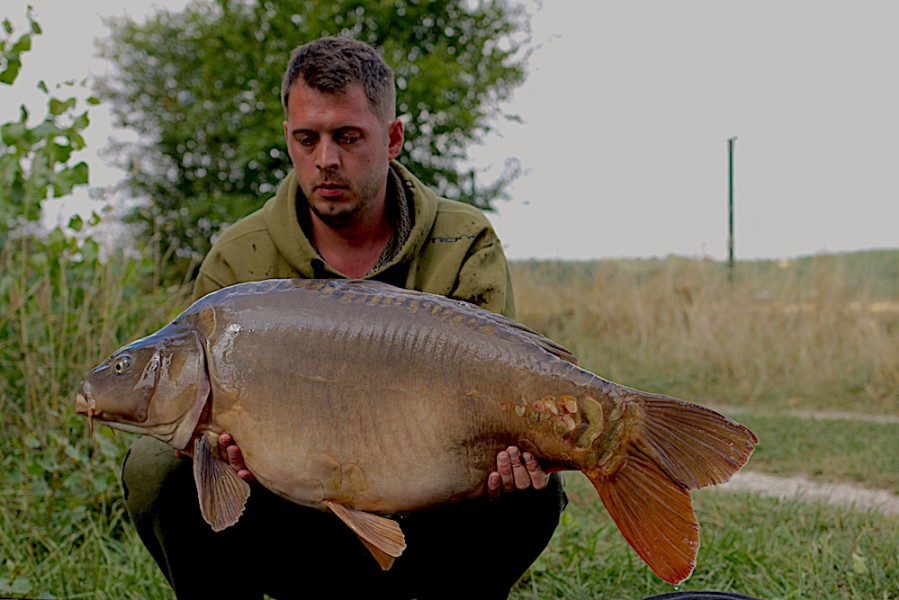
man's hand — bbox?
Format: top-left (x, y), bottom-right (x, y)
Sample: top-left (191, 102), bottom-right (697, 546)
top-left (174, 432), bottom-right (255, 484)
top-left (218, 432), bottom-right (255, 483)
top-left (487, 446), bottom-right (549, 499)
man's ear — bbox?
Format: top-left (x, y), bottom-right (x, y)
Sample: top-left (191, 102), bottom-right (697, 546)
top-left (283, 121), bottom-right (292, 158)
top-left (387, 118), bottom-right (404, 160)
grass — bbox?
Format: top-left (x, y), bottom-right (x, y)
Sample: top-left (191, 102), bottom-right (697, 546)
top-left (506, 252), bottom-right (899, 599)
top-left (723, 413), bottom-right (899, 493)
top-left (512, 476), bottom-right (898, 600)
top-left (0, 234), bottom-right (186, 599)
top-left (1, 247), bottom-right (898, 598)
top-left (511, 254), bottom-right (899, 415)
top-left (1, 471), bottom-right (168, 599)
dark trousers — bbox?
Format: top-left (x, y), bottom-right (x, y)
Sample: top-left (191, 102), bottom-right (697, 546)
top-left (122, 437), bottom-right (567, 599)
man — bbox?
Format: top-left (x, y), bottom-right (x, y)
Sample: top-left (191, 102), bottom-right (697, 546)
top-left (122, 36), bottom-right (566, 599)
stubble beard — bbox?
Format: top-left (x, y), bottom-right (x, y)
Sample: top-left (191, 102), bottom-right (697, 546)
top-left (306, 170), bottom-right (384, 230)
top-left (309, 198), bottom-right (360, 229)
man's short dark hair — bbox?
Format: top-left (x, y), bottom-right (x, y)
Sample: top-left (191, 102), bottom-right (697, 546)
top-left (281, 36), bottom-right (396, 123)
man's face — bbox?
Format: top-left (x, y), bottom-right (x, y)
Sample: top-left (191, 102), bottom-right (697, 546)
top-left (283, 82), bottom-right (404, 229)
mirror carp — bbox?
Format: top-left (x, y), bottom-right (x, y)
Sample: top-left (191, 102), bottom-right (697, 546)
top-left (76, 278), bottom-right (757, 584)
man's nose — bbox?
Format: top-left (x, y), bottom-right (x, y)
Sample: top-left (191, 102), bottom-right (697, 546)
top-left (315, 138), bottom-right (340, 171)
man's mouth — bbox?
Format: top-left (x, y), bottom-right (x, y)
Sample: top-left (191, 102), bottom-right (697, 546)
top-left (314, 179), bottom-right (349, 196)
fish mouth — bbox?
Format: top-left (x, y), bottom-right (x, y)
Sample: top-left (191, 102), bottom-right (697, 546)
top-left (75, 382), bottom-right (98, 435)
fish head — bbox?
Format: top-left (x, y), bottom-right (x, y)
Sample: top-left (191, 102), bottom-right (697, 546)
top-left (75, 323), bottom-right (210, 450)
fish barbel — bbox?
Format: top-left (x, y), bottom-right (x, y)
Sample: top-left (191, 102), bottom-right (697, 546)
top-left (75, 278), bottom-right (757, 584)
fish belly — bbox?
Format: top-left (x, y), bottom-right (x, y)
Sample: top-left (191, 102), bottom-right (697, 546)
top-left (202, 290), bottom-right (559, 513)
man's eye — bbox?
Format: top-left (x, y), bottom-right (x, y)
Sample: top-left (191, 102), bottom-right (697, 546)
top-left (297, 137), bottom-right (316, 146)
top-left (338, 134), bottom-right (360, 145)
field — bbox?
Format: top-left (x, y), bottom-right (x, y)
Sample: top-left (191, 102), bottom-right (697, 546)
top-left (508, 254), bottom-right (899, 599)
top-left (1, 247), bottom-right (897, 599)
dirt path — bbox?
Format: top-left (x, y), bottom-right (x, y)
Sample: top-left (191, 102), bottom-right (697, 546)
top-left (785, 409), bottom-right (899, 424)
top-left (715, 471), bottom-right (899, 516)
top-left (705, 406), bottom-right (899, 516)
top-left (710, 405), bottom-right (899, 425)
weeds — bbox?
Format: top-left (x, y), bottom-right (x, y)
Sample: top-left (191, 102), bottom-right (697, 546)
top-left (0, 226), bottom-right (187, 598)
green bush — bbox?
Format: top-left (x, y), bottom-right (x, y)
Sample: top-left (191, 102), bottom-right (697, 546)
top-left (1, 10), bottom-right (188, 596)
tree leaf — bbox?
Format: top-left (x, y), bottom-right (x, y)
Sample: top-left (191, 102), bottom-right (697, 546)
top-left (11, 32), bottom-right (31, 53)
top-left (49, 96), bottom-right (77, 116)
top-left (67, 214), bottom-right (83, 232)
top-left (0, 59), bottom-right (20, 85)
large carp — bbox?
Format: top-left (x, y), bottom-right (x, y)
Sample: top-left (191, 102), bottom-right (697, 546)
top-left (75, 278), bottom-right (756, 585)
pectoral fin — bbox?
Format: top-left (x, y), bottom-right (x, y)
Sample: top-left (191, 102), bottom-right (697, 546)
top-left (193, 434), bottom-right (251, 532)
top-left (325, 500), bottom-right (406, 570)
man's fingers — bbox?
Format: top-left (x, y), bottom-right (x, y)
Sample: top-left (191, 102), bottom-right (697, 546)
top-left (218, 432), bottom-right (233, 462)
top-left (523, 452), bottom-right (549, 490)
top-left (219, 432), bottom-right (255, 483)
top-left (492, 446), bottom-right (550, 496)
top-left (508, 447), bottom-right (531, 490)
top-left (226, 444), bottom-right (243, 468)
top-left (496, 450), bottom-right (515, 493)
top-left (487, 472), bottom-right (501, 499)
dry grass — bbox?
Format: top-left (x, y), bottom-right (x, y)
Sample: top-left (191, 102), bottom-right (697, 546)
top-left (511, 253), bottom-right (899, 415)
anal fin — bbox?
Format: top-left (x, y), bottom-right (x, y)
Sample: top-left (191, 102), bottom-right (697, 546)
top-left (193, 434), bottom-right (251, 532)
top-left (588, 451), bottom-right (699, 586)
top-left (325, 500), bottom-right (406, 570)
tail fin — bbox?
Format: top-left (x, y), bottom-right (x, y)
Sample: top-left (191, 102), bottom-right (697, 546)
top-left (588, 452), bottom-right (699, 585)
top-left (636, 393), bottom-right (758, 489)
top-left (587, 391), bottom-right (757, 585)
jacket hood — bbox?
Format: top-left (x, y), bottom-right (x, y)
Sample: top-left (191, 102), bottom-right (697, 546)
top-left (261, 161), bottom-right (439, 279)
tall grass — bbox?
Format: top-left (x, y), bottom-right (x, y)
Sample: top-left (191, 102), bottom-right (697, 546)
top-left (1, 247), bottom-right (896, 598)
top-left (0, 231), bottom-right (186, 597)
top-left (512, 253), bottom-right (899, 414)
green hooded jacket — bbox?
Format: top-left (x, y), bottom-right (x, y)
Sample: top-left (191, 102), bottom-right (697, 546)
top-left (192, 161), bottom-right (516, 317)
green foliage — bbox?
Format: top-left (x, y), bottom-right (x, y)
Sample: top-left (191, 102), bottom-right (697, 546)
top-left (97, 0), bottom-right (530, 282)
top-left (0, 186), bottom-right (186, 598)
top-left (0, 10), bottom-right (189, 597)
top-left (0, 229), bottom-right (183, 598)
top-left (0, 9), bottom-right (96, 238)
top-left (0, 10), bottom-right (40, 85)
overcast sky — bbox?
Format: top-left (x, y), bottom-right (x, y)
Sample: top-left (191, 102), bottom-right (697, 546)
top-left (3, 0), bottom-right (898, 261)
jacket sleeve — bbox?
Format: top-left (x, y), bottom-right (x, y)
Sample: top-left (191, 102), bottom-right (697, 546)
top-left (452, 229), bottom-right (517, 319)
top-left (191, 254), bottom-right (237, 302)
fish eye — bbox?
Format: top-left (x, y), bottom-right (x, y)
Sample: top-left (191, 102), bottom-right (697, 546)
top-left (112, 356), bottom-right (131, 375)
